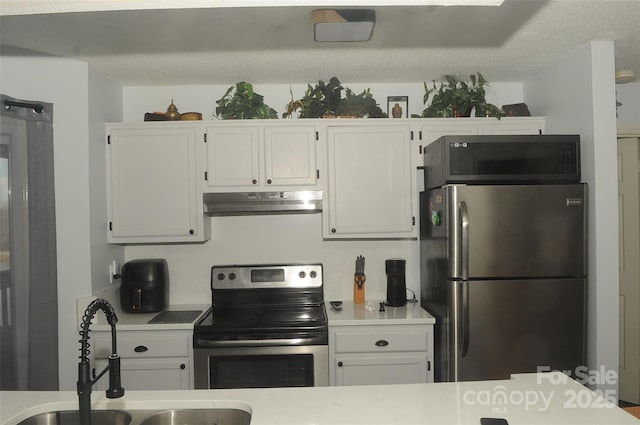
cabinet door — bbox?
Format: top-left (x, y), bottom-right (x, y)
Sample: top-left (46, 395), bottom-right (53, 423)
top-left (334, 355), bottom-right (428, 386)
top-left (95, 358), bottom-right (191, 390)
top-left (481, 117), bottom-right (545, 135)
top-left (205, 125), bottom-right (260, 188)
top-left (107, 125), bottom-right (205, 243)
top-left (264, 125), bottom-right (317, 187)
top-left (325, 125), bottom-right (415, 238)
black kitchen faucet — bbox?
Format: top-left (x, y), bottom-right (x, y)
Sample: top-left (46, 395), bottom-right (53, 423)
top-left (77, 299), bottom-right (125, 425)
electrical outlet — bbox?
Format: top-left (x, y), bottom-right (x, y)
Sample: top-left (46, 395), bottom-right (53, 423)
top-left (109, 259), bottom-right (119, 284)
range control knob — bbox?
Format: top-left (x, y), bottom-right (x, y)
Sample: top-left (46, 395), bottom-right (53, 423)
top-left (229, 272), bottom-right (236, 280)
top-left (310, 271), bottom-right (317, 278)
top-left (298, 271), bottom-right (306, 279)
top-left (217, 273), bottom-right (225, 281)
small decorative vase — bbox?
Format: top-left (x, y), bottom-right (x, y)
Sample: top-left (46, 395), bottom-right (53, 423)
top-left (165, 100), bottom-right (181, 120)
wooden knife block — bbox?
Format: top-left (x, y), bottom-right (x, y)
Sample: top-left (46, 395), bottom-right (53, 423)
top-left (354, 273), bottom-right (365, 304)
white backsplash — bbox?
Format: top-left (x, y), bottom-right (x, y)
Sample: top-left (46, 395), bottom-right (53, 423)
top-left (124, 213), bottom-right (420, 305)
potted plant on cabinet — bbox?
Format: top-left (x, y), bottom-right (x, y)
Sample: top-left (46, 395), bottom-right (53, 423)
top-left (215, 82), bottom-right (278, 119)
top-left (283, 77), bottom-right (387, 118)
top-left (413, 73), bottom-right (503, 118)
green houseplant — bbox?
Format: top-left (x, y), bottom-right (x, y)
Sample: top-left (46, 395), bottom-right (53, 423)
top-left (413, 73), bottom-right (503, 118)
top-left (283, 77), bottom-right (387, 118)
top-left (215, 82), bottom-right (278, 119)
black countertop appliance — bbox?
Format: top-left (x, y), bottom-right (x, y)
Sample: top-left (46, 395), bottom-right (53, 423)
top-left (120, 259), bottom-right (169, 313)
top-left (385, 258), bottom-right (407, 307)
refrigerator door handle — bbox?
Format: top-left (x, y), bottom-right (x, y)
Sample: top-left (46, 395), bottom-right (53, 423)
top-left (459, 201), bottom-right (469, 281)
top-left (460, 281), bottom-right (469, 357)
top-left (459, 201), bottom-right (470, 357)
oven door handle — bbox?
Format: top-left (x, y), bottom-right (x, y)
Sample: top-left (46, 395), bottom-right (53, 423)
top-left (195, 337), bottom-right (325, 347)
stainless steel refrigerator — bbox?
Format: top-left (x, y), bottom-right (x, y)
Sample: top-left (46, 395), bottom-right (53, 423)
top-left (420, 134), bottom-right (587, 382)
top-left (420, 183), bottom-right (587, 382)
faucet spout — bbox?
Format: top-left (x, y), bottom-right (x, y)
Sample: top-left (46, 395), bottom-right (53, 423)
top-left (77, 299), bottom-right (125, 425)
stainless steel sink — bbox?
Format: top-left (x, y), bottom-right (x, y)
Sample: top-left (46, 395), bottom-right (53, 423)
top-left (18, 408), bottom-right (251, 425)
top-left (18, 410), bottom-right (131, 425)
top-left (138, 409), bottom-right (251, 425)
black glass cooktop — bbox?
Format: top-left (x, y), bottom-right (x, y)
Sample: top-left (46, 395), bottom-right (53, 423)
top-left (194, 305), bottom-right (327, 333)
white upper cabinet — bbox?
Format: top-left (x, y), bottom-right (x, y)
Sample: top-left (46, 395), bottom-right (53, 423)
top-left (106, 123), bottom-right (210, 243)
top-left (480, 117), bottom-right (545, 135)
top-left (324, 123), bottom-right (417, 239)
top-left (104, 117), bottom-right (546, 243)
top-left (204, 124), bottom-right (259, 188)
top-left (203, 123), bottom-right (318, 191)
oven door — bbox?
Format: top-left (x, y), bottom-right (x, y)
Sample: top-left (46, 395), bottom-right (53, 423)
top-left (194, 344), bottom-right (328, 389)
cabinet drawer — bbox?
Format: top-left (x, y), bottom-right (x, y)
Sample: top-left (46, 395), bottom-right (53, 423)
top-left (95, 358), bottom-right (191, 390)
top-left (333, 330), bottom-right (427, 353)
top-left (94, 334), bottom-right (189, 358)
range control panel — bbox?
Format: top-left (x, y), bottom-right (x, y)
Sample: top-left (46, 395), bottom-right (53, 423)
top-left (211, 264), bottom-right (323, 290)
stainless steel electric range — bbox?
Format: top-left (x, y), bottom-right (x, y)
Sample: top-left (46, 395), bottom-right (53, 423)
top-left (193, 263), bottom-right (328, 389)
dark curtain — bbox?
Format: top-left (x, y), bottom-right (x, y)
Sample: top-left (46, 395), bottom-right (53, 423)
top-left (0, 94), bottom-right (58, 390)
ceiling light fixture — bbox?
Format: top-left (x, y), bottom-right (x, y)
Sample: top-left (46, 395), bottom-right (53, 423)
top-left (312, 9), bottom-right (376, 42)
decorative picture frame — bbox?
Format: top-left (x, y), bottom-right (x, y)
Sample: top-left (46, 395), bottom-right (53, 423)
top-left (387, 96), bottom-right (408, 118)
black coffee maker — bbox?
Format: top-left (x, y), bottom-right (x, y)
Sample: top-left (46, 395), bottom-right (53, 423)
top-left (385, 258), bottom-right (407, 307)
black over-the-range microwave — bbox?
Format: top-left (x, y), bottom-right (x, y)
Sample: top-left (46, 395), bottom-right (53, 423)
top-left (423, 134), bottom-right (581, 190)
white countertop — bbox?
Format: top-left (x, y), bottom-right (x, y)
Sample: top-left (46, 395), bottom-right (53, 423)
top-left (2, 373), bottom-right (638, 425)
top-left (82, 292), bottom-right (434, 330)
top-left (326, 300), bottom-right (436, 326)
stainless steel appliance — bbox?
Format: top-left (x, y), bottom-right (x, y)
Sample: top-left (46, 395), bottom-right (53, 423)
top-left (423, 134), bottom-right (580, 189)
top-left (203, 190), bottom-right (322, 216)
top-left (420, 135), bottom-right (587, 382)
top-left (194, 264), bottom-right (328, 389)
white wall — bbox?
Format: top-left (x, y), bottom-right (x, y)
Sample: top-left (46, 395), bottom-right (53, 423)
top-left (0, 53), bottom-right (122, 390)
top-left (88, 68), bottom-right (125, 295)
top-left (616, 82), bottom-right (640, 133)
top-left (524, 41), bottom-right (619, 395)
top-left (125, 213), bottom-right (420, 304)
top-left (121, 82), bottom-right (525, 122)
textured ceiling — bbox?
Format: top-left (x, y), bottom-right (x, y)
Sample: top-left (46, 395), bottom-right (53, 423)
top-left (0, 0), bottom-right (639, 85)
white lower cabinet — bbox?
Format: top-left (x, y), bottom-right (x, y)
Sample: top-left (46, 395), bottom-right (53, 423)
top-left (92, 329), bottom-right (193, 390)
top-left (334, 354), bottom-right (429, 386)
top-left (329, 324), bottom-right (434, 386)
top-left (95, 358), bottom-right (190, 391)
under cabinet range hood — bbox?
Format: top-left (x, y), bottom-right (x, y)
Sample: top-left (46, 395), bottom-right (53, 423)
top-left (203, 191), bottom-right (322, 216)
